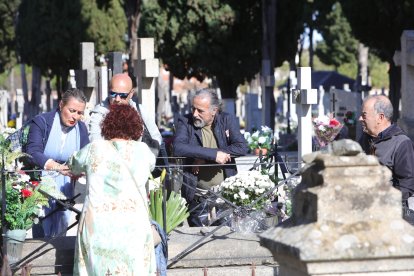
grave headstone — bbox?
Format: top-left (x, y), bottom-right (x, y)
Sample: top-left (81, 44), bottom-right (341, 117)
top-left (245, 93), bottom-right (262, 132)
top-left (330, 88), bottom-right (362, 140)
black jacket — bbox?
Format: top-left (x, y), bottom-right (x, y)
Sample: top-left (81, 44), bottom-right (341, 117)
top-left (173, 112), bottom-right (248, 202)
top-left (359, 124), bottom-right (414, 200)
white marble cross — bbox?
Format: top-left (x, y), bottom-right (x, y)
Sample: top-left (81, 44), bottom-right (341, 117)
top-left (293, 67), bottom-right (317, 164)
top-left (133, 38), bottom-right (159, 116)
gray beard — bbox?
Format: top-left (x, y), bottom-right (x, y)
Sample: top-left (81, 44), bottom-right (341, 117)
top-left (194, 118), bottom-right (206, 128)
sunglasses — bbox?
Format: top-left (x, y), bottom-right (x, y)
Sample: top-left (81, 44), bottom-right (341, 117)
top-left (109, 91), bottom-right (130, 99)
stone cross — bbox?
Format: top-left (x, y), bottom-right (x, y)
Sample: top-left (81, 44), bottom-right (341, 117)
top-left (133, 38), bottom-right (159, 116)
top-left (292, 67), bottom-right (317, 163)
top-left (396, 30), bottom-right (414, 140)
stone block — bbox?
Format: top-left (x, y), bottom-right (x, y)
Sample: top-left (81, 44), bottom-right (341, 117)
top-left (138, 38), bottom-right (155, 60)
top-left (75, 69), bottom-right (95, 88)
top-left (79, 42), bottom-right (94, 70)
top-left (141, 58), bottom-right (159, 77)
top-left (297, 88), bottom-right (317, 105)
top-left (260, 141), bottom-right (414, 275)
top-left (297, 67), bottom-right (312, 90)
top-left (107, 52), bottom-right (123, 75)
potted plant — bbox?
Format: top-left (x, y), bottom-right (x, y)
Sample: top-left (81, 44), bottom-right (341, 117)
top-left (244, 126), bottom-right (273, 155)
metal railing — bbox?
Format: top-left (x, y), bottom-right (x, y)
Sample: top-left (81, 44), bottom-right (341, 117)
top-left (0, 148), bottom-right (302, 273)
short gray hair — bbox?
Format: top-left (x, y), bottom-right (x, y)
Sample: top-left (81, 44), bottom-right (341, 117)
top-left (193, 88), bottom-right (222, 111)
top-left (365, 95), bottom-right (393, 121)
top-left (61, 88), bottom-right (87, 105)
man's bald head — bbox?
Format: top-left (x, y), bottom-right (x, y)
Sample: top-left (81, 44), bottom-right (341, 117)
top-left (110, 73), bottom-right (133, 92)
top-left (109, 73), bottom-right (134, 105)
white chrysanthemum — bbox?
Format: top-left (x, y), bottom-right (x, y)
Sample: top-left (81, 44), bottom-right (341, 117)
top-left (258, 136), bottom-right (267, 144)
top-left (244, 132), bottom-right (251, 139)
top-left (19, 174), bottom-right (31, 182)
top-left (251, 131), bottom-right (260, 138)
top-left (261, 125), bottom-right (272, 132)
top-left (318, 125), bottom-right (326, 131)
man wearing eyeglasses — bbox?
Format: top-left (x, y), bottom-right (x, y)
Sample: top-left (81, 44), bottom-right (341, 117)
top-left (89, 73), bottom-right (162, 157)
top-left (359, 95), bottom-right (414, 224)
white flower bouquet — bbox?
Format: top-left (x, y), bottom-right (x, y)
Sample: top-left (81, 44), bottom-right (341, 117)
top-left (218, 171), bottom-right (275, 209)
top-left (243, 126), bottom-right (273, 151)
top-left (313, 115), bottom-right (342, 148)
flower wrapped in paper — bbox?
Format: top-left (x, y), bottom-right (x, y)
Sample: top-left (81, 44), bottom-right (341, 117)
top-left (313, 115), bottom-right (343, 148)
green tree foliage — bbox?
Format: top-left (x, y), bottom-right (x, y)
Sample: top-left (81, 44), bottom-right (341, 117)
top-left (16, 0), bottom-right (126, 90)
top-left (16, 1), bottom-right (86, 77)
top-left (82, 0), bottom-right (127, 56)
top-left (140, 0), bottom-right (304, 98)
top-left (315, 2), bottom-right (357, 70)
top-left (340, 0), bottom-right (414, 120)
top-left (298, 0), bottom-right (335, 67)
top-left (0, 0), bottom-right (20, 73)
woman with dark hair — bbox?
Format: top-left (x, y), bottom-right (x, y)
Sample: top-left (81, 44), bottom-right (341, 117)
top-left (68, 104), bottom-right (156, 275)
top-left (26, 88), bottom-right (89, 237)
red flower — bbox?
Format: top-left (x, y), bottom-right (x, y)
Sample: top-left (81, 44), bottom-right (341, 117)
top-left (329, 119), bottom-right (340, 127)
top-left (30, 181), bottom-right (39, 187)
top-left (21, 189), bottom-right (33, 198)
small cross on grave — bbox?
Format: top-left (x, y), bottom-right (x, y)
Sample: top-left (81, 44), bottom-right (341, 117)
top-left (292, 67), bottom-right (317, 162)
top-left (105, 269), bottom-right (112, 276)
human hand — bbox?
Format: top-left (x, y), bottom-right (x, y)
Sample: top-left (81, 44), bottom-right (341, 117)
top-left (192, 159), bottom-right (205, 175)
top-left (216, 151), bottom-right (231, 164)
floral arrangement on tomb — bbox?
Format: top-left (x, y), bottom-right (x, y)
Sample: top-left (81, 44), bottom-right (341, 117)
top-left (244, 126), bottom-right (273, 152)
top-left (2, 172), bottom-right (49, 230)
top-left (313, 115), bottom-right (343, 148)
top-left (343, 111), bottom-right (356, 127)
top-left (0, 128), bottom-right (54, 231)
top-left (218, 170), bottom-right (276, 210)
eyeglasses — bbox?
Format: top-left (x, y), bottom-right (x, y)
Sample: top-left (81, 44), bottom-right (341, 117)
top-left (109, 91), bottom-right (130, 99)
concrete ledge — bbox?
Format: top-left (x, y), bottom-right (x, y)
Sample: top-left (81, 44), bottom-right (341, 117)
top-left (168, 265), bottom-right (278, 276)
top-left (168, 226), bottom-right (276, 268)
top-left (16, 226), bottom-right (276, 274)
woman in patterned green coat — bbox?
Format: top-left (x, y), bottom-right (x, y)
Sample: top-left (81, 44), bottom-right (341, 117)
top-left (68, 104), bottom-right (156, 275)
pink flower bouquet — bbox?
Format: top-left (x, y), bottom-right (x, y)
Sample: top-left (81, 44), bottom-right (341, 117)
top-left (313, 115), bottom-right (343, 148)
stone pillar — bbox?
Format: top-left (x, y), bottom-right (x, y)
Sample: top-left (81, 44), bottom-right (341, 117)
top-left (74, 42), bottom-right (96, 103)
top-left (15, 89), bottom-right (24, 129)
top-left (0, 90), bottom-right (8, 129)
top-left (260, 140), bottom-right (414, 276)
top-left (107, 52), bottom-right (123, 76)
top-left (134, 38), bottom-right (159, 116)
top-left (293, 67), bottom-right (317, 163)
top-left (398, 30), bottom-right (414, 141)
